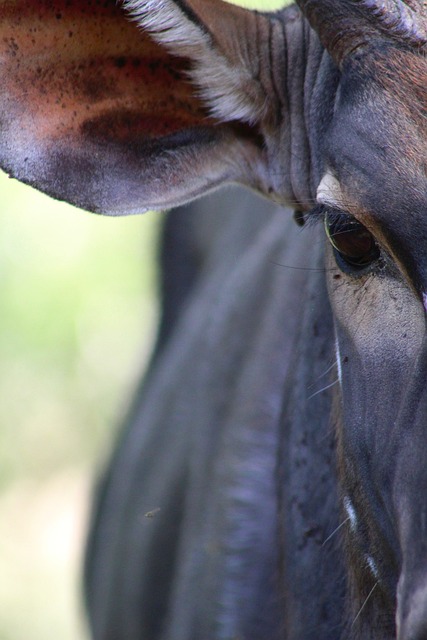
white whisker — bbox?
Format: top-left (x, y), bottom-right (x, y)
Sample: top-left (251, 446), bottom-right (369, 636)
top-left (307, 378), bottom-right (339, 400)
top-left (352, 582), bottom-right (378, 627)
top-left (322, 517), bottom-right (350, 547)
top-left (308, 361), bottom-right (337, 388)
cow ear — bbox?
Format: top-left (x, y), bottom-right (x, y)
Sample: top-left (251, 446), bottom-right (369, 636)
top-left (0, 0), bottom-right (277, 215)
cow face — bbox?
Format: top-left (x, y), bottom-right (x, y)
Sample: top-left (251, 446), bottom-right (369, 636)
top-left (275, 3), bottom-right (427, 635)
top-left (306, 21), bottom-right (427, 637)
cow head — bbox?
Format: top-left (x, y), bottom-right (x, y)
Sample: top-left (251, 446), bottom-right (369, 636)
top-left (299, 2), bottom-right (427, 638)
top-left (0, 1), bottom-right (426, 638)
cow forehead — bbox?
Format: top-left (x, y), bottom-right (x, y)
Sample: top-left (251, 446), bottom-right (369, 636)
top-left (329, 99), bottom-right (427, 219)
top-left (328, 46), bottom-right (426, 179)
top-left (324, 47), bottom-right (427, 286)
top-left (329, 48), bottom-right (426, 184)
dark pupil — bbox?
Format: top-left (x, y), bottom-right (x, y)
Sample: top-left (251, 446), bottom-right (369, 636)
top-left (325, 214), bottom-right (380, 268)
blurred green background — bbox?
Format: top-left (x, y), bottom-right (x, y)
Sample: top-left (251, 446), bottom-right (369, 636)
top-left (0, 1), bottom-right (288, 638)
top-left (0, 172), bottom-right (159, 640)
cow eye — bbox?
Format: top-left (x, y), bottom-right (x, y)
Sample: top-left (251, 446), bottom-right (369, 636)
top-left (324, 210), bottom-right (380, 270)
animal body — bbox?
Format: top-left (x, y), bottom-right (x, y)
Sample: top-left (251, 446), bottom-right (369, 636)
top-left (0, 0), bottom-right (426, 638)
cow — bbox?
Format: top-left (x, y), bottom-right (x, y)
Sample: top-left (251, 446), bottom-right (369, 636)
top-left (0, 0), bottom-right (426, 638)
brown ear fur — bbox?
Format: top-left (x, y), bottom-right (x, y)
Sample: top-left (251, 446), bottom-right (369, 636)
top-left (0, 1), bottom-right (262, 214)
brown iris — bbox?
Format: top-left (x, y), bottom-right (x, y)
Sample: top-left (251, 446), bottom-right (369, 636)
top-left (324, 212), bottom-right (380, 270)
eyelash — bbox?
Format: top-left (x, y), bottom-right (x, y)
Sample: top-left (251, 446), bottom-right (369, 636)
top-left (303, 203), bottom-right (347, 228)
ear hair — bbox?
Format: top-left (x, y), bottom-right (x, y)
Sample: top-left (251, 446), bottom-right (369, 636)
top-left (124, 0), bottom-right (269, 124)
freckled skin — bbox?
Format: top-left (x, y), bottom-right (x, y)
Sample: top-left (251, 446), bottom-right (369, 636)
top-left (0, 0), bottom-right (218, 213)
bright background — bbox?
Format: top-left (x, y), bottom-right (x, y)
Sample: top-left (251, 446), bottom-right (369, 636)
top-left (0, 1), bottom-right (288, 638)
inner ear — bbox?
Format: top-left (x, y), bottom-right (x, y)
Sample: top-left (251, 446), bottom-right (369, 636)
top-left (0, 0), bottom-right (278, 214)
top-left (2, 1), bottom-right (213, 150)
top-left (0, 0), bottom-right (223, 213)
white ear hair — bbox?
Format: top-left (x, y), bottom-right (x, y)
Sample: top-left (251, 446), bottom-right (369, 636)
top-left (124, 0), bottom-right (268, 124)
